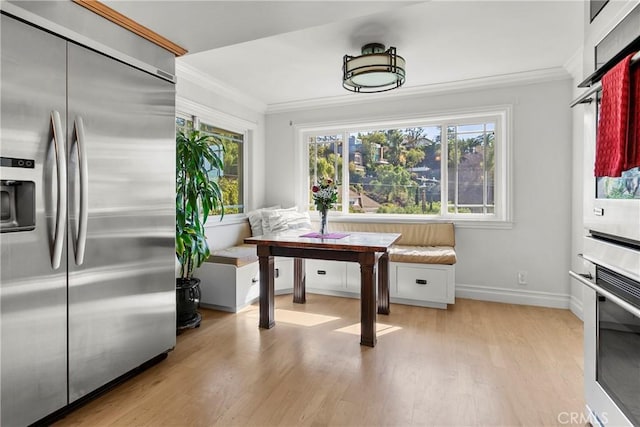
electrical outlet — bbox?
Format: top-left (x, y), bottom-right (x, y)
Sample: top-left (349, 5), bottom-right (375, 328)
top-left (517, 271), bottom-right (528, 285)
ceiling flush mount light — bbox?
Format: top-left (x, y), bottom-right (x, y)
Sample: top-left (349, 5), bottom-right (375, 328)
top-left (343, 43), bottom-right (406, 93)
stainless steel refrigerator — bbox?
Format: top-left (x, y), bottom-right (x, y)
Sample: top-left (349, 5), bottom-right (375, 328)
top-left (0, 11), bottom-right (176, 426)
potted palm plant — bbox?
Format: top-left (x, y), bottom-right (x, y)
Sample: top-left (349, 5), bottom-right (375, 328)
top-left (176, 129), bottom-right (224, 330)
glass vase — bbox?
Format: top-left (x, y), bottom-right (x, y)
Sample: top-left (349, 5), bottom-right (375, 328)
top-left (319, 209), bottom-right (328, 235)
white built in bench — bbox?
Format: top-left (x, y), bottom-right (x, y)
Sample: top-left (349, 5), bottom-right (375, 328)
top-left (307, 221), bottom-right (456, 309)
top-left (196, 215), bottom-right (456, 311)
top-left (195, 221), bottom-right (295, 312)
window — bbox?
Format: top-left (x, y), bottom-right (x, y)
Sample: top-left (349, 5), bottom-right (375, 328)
top-left (447, 123), bottom-right (495, 214)
top-left (302, 110), bottom-right (509, 222)
top-left (200, 123), bottom-right (244, 214)
top-left (176, 115), bottom-right (245, 215)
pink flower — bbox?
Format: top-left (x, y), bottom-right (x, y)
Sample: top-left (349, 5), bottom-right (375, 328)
top-left (312, 185), bottom-right (319, 193)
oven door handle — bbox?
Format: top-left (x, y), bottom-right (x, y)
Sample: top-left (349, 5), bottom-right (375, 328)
top-left (570, 270), bottom-right (640, 318)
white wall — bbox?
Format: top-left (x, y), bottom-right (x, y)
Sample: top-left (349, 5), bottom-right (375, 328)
top-left (265, 78), bottom-right (575, 308)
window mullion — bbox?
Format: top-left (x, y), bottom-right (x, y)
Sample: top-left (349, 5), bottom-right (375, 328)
top-left (441, 125), bottom-right (448, 216)
top-left (483, 124), bottom-right (488, 215)
top-left (450, 126), bottom-right (459, 215)
top-left (455, 129), bottom-right (459, 214)
top-left (342, 131), bottom-right (349, 214)
top-left (312, 138), bottom-right (318, 190)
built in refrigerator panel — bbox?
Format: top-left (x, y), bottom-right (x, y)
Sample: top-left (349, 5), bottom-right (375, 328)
top-left (66, 42), bottom-right (176, 402)
top-left (0, 14), bottom-right (69, 426)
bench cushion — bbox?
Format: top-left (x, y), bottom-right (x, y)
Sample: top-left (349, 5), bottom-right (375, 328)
top-left (389, 245), bottom-right (456, 265)
top-left (207, 244), bottom-right (258, 267)
top-left (328, 222), bottom-right (454, 247)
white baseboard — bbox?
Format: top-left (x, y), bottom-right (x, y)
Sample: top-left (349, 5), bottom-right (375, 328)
top-left (456, 283), bottom-right (572, 309)
top-left (569, 294), bottom-right (584, 320)
top-left (204, 282), bottom-right (583, 319)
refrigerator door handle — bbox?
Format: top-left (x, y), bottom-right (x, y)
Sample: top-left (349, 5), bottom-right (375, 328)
top-left (50, 110), bottom-right (67, 270)
top-left (72, 116), bottom-right (89, 266)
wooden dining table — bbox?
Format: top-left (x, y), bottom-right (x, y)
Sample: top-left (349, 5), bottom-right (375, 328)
top-left (244, 230), bottom-right (401, 347)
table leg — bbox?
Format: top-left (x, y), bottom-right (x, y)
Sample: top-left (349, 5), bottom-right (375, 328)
top-left (258, 246), bottom-right (275, 329)
top-left (377, 253), bottom-right (390, 315)
top-left (359, 252), bottom-right (377, 347)
top-left (293, 258), bottom-right (306, 303)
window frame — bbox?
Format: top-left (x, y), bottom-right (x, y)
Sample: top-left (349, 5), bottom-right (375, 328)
top-left (295, 106), bottom-right (512, 228)
top-left (176, 97), bottom-right (254, 221)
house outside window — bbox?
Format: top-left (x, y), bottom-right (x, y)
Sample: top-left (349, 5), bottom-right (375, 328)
top-left (302, 109), bottom-right (510, 224)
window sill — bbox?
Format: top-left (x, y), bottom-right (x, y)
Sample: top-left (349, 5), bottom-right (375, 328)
top-left (204, 214), bottom-right (248, 227)
top-left (310, 214), bottom-right (513, 230)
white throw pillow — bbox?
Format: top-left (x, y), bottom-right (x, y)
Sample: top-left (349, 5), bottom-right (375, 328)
top-left (267, 210), bottom-right (312, 233)
top-left (261, 206), bottom-right (297, 233)
top-left (261, 206), bottom-right (298, 234)
top-left (246, 205), bottom-right (280, 236)
top-left (287, 211), bottom-right (313, 230)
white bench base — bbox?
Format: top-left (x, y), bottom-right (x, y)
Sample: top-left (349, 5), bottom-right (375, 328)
top-left (197, 257), bottom-right (455, 312)
top-left (196, 258), bottom-right (294, 313)
top-left (305, 260), bottom-right (455, 308)
top-left (392, 262), bottom-right (455, 305)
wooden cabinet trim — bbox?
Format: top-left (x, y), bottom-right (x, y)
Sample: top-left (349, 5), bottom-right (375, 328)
top-left (72, 0), bottom-right (188, 56)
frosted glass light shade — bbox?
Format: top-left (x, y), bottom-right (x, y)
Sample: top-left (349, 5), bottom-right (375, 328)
top-left (343, 44), bottom-right (406, 93)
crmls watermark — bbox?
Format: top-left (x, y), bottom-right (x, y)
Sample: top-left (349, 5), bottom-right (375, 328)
top-left (557, 411), bottom-right (609, 425)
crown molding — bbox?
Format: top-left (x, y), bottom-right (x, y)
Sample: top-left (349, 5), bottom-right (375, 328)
top-left (176, 62), bottom-right (572, 117)
top-left (176, 62), bottom-right (267, 114)
top-left (266, 67), bottom-right (572, 115)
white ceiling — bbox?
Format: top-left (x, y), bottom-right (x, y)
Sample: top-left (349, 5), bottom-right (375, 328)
top-left (105, 1), bottom-right (584, 108)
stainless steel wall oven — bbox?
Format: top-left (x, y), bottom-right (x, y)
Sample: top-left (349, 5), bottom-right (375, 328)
top-left (570, 3), bottom-right (640, 426)
top-left (571, 235), bottom-right (640, 426)
top-left (595, 265), bottom-right (640, 426)
top-left (572, 3), bottom-right (640, 243)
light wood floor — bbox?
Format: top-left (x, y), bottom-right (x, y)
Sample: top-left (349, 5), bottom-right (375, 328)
top-left (55, 295), bottom-right (584, 426)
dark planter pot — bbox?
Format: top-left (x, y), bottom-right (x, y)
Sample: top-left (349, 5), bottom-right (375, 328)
top-left (176, 277), bottom-right (202, 331)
